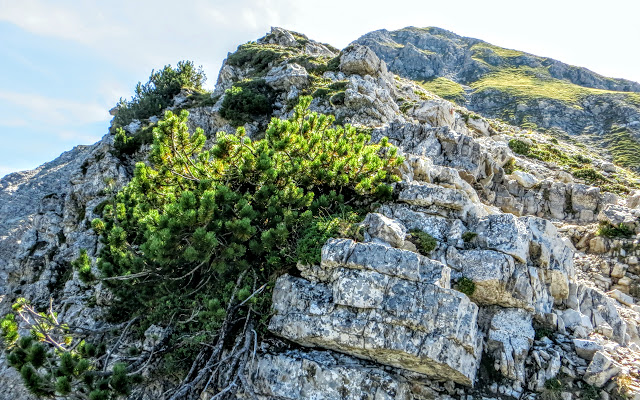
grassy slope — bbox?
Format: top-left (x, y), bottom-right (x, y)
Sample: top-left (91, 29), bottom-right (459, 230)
top-left (405, 37), bottom-right (640, 170)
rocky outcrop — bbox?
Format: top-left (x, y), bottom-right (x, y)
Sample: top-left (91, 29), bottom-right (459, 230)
top-left (270, 239), bottom-right (482, 386)
top-left (246, 349), bottom-right (439, 399)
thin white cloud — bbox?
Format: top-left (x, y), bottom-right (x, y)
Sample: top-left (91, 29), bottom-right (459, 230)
top-left (0, 118), bottom-right (28, 127)
top-left (0, 0), bottom-right (297, 73)
top-left (0, 90), bottom-right (109, 127)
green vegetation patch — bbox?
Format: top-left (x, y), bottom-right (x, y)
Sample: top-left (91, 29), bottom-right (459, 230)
top-left (471, 42), bottom-right (525, 60)
top-left (226, 42), bottom-right (292, 75)
top-left (456, 277), bottom-right (475, 296)
top-left (471, 68), bottom-right (631, 106)
top-left (597, 222), bottom-right (635, 239)
top-left (220, 79), bottom-right (276, 126)
top-left (601, 126), bottom-right (640, 170)
top-left (416, 77), bottom-right (466, 104)
top-left (2, 96), bottom-right (403, 399)
top-left (112, 61), bottom-right (206, 130)
top-left (409, 229), bottom-right (437, 255)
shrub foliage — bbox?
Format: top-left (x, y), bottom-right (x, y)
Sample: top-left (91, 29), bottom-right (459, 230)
top-left (112, 61), bottom-right (206, 129)
top-left (2, 96), bottom-right (402, 398)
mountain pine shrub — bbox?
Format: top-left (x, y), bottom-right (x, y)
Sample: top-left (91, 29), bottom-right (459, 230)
top-left (112, 60), bottom-right (206, 130)
top-left (2, 95), bottom-right (402, 399)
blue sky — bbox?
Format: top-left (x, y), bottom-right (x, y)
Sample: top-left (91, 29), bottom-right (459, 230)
top-left (1, 0), bottom-right (639, 178)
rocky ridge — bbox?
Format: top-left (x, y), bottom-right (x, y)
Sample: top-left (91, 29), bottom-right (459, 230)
top-left (354, 27), bottom-right (640, 171)
top-left (1, 27), bottom-right (640, 400)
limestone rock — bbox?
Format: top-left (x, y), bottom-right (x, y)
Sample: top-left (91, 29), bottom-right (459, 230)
top-left (340, 74), bottom-right (401, 126)
top-left (396, 181), bottom-right (483, 219)
top-left (340, 44), bottom-right (388, 77)
top-left (319, 239), bottom-right (450, 286)
top-left (472, 214), bottom-right (531, 263)
top-left (627, 190), bottom-right (640, 209)
top-left (361, 212), bottom-right (409, 249)
top-left (486, 309), bottom-right (535, 383)
top-left (512, 170), bottom-right (539, 189)
top-left (245, 349), bottom-right (438, 399)
top-left (583, 351), bottom-right (621, 387)
top-left (265, 63), bottom-right (310, 91)
top-left (572, 339), bottom-right (603, 361)
top-left (598, 204), bottom-right (639, 230)
top-left (408, 99), bottom-right (456, 129)
top-left (576, 284), bottom-right (628, 344)
top-left (269, 238), bottom-right (482, 386)
top-left (446, 247), bottom-right (552, 313)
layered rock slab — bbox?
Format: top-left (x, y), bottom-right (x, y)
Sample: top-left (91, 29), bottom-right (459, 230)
top-left (269, 239), bottom-right (482, 386)
top-left (246, 349), bottom-right (438, 399)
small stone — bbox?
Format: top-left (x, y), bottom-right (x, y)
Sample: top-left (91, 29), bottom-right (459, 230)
top-left (512, 170), bottom-right (539, 188)
top-left (583, 351), bottom-right (621, 387)
top-left (611, 263), bottom-right (628, 279)
top-left (608, 289), bottom-right (635, 306)
top-left (573, 339), bottom-right (603, 361)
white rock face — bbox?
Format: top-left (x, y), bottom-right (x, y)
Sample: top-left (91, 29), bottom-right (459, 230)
top-left (339, 44), bottom-right (388, 77)
top-left (265, 63), bottom-right (310, 91)
top-left (246, 350), bottom-right (438, 399)
top-left (472, 214), bottom-right (532, 263)
top-left (269, 239), bottom-right (482, 386)
top-left (487, 309), bottom-right (535, 384)
top-left (446, 247), bottom-right (553, 313)
top-left (627, 190), bottom-right (640, 209)
top-left (361, 212), bottom-right (412, 250)
top-left (576, 284), bottom-right (628, 344)
top-left (342, 74), bottom-right (401, 126)
top-left (408, 99), bottom-right (456, 128)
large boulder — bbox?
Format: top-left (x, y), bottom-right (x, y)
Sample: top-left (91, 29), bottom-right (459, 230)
top-left (269, 239), bottom-right (482, 386)
top-left (627, 190), bottom-right (640, 209)
top-left (265, 63), bottom-right (310, 91)
top-left (408, 99), bottom-right (455, 129)
top-left (446, 247), bottom-right (552, 313)
top-left (246, 349), bottom-right (438, 399)
top-left (395, 181), bottom-right (484, 220)
top-left (361, 212), bottom-right (408, 249)
top-left (471, 214), bottom-right (531, 263)
top-left (583, 351), bottom-right (621, 387)
top-left (598, 203), bottom-right (639, 230)
top-left (576, 284), bottom-right (628, 344)
top-left (339, 44), bottom-right (387, 77)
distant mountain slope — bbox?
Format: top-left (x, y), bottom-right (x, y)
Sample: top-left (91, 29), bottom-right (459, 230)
top-left (354, 27), bottom-right (640, 170)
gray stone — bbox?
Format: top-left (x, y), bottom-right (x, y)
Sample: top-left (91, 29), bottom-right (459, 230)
top-left (445, 247), bottom-right (553, 313)
top-left (472, 214), bottom-right (531, 263)
top-left (361, 213), bottom-right (408, 249)
top-left (627, 190), bottom-right (640, 209)
top-left (583, 351), bottom-right (621, 387)
top-left (245, 349), bottom-right (438, 399)
top-left (572, 339), bottom-right (603, 361)
top-left (512, 170), bottom-right (539, 189)
top-left (270, 238), bottom-right (482, 385)
top-left (598, 204), bottom-right (639, 230)
top-left (576, 284), bottom-right (628, 344)
top-left (265, 63), bottom-right (310, 90)
top-left (340, 44), bottom-right (388, 77)
top-left (408, 99), bottom-right (456, 128)
top-left (486, 309), bottom-right (534, 383)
